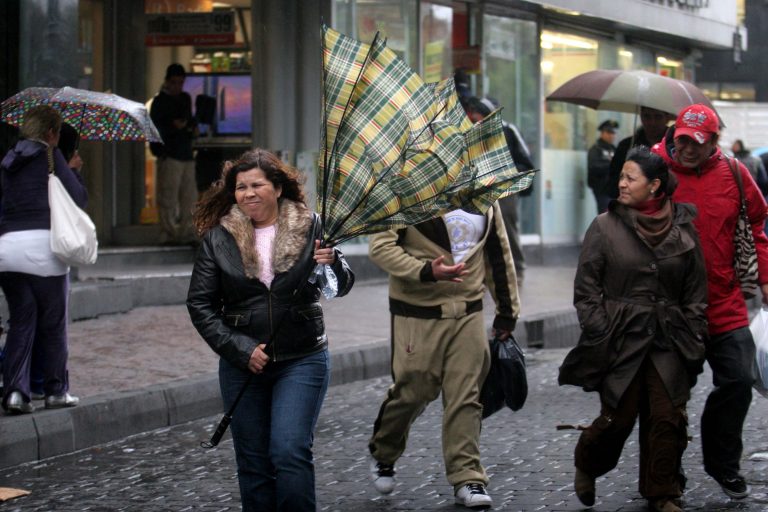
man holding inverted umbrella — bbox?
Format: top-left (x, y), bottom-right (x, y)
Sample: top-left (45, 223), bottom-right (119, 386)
top-left (316, 27), bottom-right (531, 509)
top-left (191, 25), bottom-right (534, 511)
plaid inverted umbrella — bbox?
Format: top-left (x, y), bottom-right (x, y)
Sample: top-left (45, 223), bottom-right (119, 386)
top-left (1, 86), bottom-right (161, 142)
top-left (319, 26), bottom-right (533, 246)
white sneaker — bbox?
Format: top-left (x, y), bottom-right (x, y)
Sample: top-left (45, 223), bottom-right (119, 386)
top-left (369, 458), bottom-right (396, 494)
top-left (455, 483), bottom-right (493, 509)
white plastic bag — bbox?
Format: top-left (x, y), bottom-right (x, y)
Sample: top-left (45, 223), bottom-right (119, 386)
top-left (48, 173), bottom-right (98, 266)
top-left (307, 263), bottom-right (338, 299)
top-left (748, 306), bottom-right (768, 398)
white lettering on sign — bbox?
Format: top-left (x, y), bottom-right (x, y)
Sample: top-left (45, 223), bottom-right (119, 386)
top-left (145, 11), bottom-right (235, 46)
top-left (146, 12), bottom-right (234, 36)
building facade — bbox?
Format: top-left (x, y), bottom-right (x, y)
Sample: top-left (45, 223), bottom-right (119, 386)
top-left (0, 0), bottom-right (740, 250)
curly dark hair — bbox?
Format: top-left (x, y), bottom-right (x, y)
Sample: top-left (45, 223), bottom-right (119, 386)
top-left (192, 148), bottom-right (307, 236)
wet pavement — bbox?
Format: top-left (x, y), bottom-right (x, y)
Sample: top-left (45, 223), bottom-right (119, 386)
top-left (1, 349), bottom-right (767, 511)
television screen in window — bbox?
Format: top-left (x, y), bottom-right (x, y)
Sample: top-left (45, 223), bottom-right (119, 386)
top-left (184, 73), bottom-right (252, 136)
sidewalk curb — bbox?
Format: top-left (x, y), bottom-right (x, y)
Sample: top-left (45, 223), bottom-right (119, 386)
top-left (0, 340), bottom-right (392, 470)
top-left (0, 315), bottom-right (578, 469)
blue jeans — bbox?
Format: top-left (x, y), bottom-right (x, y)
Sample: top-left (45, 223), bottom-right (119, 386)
top-left (219, 350), bottom-right (330, 512)
top-left (701, 326), bottom-right (756, 480)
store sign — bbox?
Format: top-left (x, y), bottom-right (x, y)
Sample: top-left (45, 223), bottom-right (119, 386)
top-left (145, 11), bottom-right (235, 46)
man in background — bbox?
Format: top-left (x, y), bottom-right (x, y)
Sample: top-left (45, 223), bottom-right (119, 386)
top-left (587, 119), bottom-right (618, 214)
top-left (149, 63), bottom-right (197, 245)
top-left (606, 107), bottom-right (673, 198)
top-left (466, 96), bottom-right (533, 285)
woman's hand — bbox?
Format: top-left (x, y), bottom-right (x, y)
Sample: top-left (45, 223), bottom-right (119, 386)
top-left (313, 240), bottom-right (336, 265)
top-left (248, 343), bottom-right (270, 374)
top-left (431, 255), bottom-right (467, 282)
top-left (68, 151), bottom-right (83, 172)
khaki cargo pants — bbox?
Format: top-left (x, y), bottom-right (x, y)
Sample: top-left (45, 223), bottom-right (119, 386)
top-left (369, 311), bottom-right (491, 490)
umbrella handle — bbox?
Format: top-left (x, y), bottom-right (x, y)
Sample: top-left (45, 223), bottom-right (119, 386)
top-left (200, 414), bottom-right (232, 449)
top-left (200, 373), bottom-right (253, 449)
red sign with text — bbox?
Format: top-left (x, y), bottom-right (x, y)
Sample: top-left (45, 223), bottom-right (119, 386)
top-left (145, 12), bottom-right (235, 46)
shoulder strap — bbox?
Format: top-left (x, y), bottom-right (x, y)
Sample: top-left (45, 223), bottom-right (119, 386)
top-left (46, 145), bottom-right (55, 175)
top-left (727, 157), bottom-right (747, 212)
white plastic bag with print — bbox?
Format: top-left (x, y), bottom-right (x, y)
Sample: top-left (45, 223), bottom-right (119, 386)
top-left (748, 306), bottom-right (768, 398)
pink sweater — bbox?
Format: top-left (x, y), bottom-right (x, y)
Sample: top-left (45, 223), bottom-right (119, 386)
top-left (254, 224), bottom-right (276, 287)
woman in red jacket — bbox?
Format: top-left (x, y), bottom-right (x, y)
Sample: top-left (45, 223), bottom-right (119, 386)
top-left (652, 104), bottom-right (768, 500)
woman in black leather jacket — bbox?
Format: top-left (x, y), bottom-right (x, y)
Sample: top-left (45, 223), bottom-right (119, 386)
top-left (187, 149), bottom-right (354, 511)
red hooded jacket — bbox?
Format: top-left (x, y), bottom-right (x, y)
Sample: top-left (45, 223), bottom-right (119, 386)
top-left (652, 130), bottom-right (768, 335)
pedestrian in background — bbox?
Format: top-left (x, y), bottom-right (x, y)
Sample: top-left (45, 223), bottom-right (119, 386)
top-left (560, 145), bottom-right (708, 512)
top-left (653, 103), bottom-right (768, 500)
top-left (587, 119), bottom-right (618, 213)
top-left (607, 107), bottom-right (674, 198)
top-left (0, 105), bottom-right (85, 414)
top-left (454, 68), bottom-right (472, 111)
top-left (367, 200), bottom-right (519, 509)
top-left (149, 63), bottom-right (198, 245)
top-left (187, 148), bottom-right (354, 511)
top-left (466, 96), bottom-right (532, 285)
top-left (731, 139), bottom-right (768, 196)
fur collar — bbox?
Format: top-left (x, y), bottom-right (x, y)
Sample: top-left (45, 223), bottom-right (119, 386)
top-left (220, 199), bottom-right (313, 279)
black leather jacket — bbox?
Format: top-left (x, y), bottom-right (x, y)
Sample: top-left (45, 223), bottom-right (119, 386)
top-left (187, 206), bottom-right (354, 369)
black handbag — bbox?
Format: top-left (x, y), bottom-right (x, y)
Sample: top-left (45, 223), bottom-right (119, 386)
top-left (480, 334), bottom-right (528, 419)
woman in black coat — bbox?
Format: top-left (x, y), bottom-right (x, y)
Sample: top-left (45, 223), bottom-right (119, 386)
top-left (559, 146), bottom-right (707, 512)
top-left (187, 149), bottom-right (354, 511)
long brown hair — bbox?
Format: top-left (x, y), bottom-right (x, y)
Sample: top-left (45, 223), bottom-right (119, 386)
top-left (193, 148), bottom-right (307, 236)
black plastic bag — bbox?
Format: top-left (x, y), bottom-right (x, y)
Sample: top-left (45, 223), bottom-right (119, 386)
top-left (480, 334), bottom-right (528, 418)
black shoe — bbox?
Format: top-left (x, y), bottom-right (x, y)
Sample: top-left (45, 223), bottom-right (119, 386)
top-left (715, 475), bottom-right (750, 500)
top-left (574, 468), bottom-right (596, 506)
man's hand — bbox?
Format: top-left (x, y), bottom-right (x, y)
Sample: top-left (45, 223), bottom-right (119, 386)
top-left (761, 283), bottom-right (768, 306)
top-left (492, 328), bottom-right (511, 341)
top-left (248, 343), bottom-right (270, 374)
top-left (431, 255), bottom-right (467, 282)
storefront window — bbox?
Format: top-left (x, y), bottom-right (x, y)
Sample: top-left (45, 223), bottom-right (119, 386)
top-left (420, 3), bottom-right (453, 82)
top-left (541, 30), bottom-right (598, 151)
top-left (482, 14), bottom-right (538, 234)
top-left (332, 0), bottom-right (418, 65)
top-left (142, 2), bottom-right (252, 226)
top-left (699, 81), bottom-right (756, 101)
top-left (657, 55), bottom-right (684, 79)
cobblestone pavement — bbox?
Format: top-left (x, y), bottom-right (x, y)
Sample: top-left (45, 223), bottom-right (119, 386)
top-left (1, 349), bottom-right (767, 512)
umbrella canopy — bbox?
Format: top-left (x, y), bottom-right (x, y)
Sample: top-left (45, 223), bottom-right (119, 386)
top-left (1, 86), bottom-right (161, 142)
top-left (319, 26), bottom-right (532, 245)
top-left (546, 69), bottom-right (714, 115)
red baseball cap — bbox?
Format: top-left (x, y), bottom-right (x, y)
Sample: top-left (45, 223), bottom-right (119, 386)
top-left (674, 104), bottom-right (720, 144)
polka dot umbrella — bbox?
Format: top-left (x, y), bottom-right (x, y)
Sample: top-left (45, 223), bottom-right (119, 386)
top-left (0, 86), bottom-right (162, 142)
